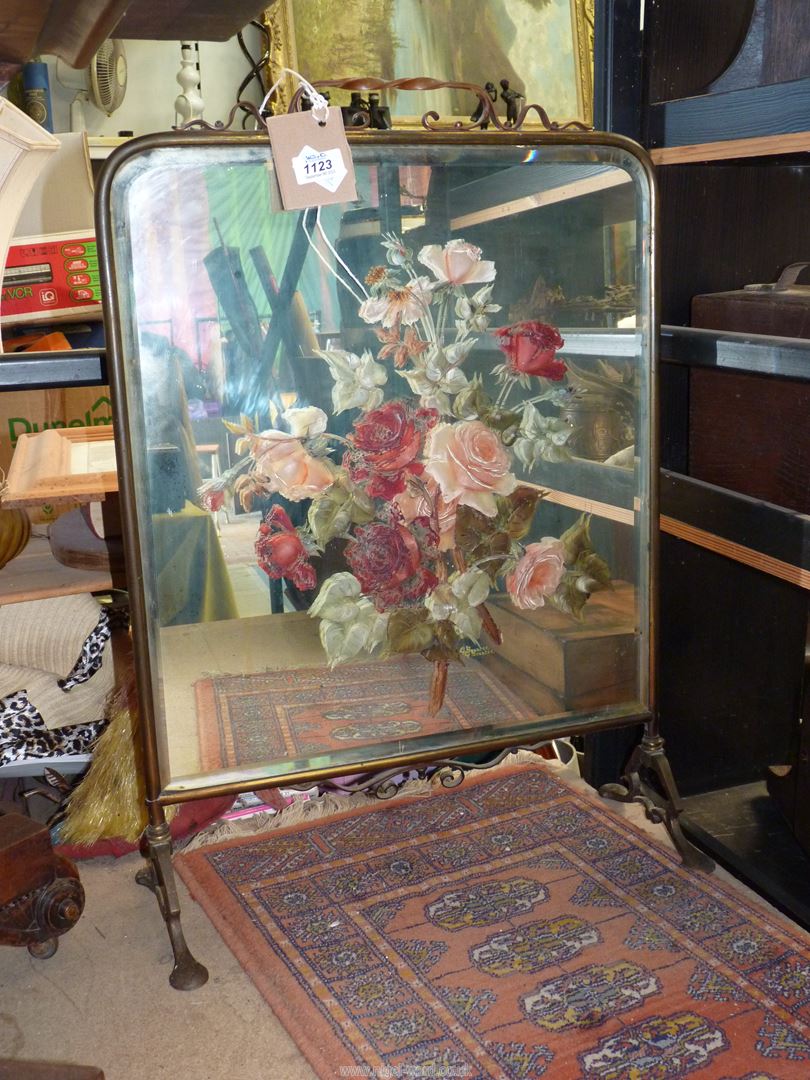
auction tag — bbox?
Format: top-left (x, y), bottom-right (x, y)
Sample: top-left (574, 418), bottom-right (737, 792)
top-left (266, 106), bottom-right (357, 210)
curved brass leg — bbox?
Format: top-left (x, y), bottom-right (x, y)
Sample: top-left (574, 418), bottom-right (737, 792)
top-left (140, 819), bottom-right (209, 990)
top-left (600, 725), bottom-right (715, 873)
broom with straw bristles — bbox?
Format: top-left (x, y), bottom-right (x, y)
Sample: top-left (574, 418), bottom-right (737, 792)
top-left (61, 646), bottom-right (175, 845)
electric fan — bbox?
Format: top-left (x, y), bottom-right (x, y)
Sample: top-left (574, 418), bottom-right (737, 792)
top-left (57, 39), bottom-right (127, 131)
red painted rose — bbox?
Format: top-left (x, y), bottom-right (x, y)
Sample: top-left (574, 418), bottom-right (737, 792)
top-left (255, 506), bottom-right (316, 590)
top-left (345, 521), bottom-right (436, 611)
top-left (199, 488), bottom-right (225, 512)
top-left (346, 400), bottom-right (438, 500)
top-left (495, 321), bottom-right (566, 380)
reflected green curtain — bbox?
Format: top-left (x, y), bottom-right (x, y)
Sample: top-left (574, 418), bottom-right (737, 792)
top-left (203, 165), bottom-right (342, 342)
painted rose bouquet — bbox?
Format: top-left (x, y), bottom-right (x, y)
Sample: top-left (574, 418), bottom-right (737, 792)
top-left (200, 235), bottom-right (610, 712)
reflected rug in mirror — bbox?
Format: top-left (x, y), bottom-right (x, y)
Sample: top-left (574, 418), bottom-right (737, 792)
top-left (176, 765), bottom-right (810, 1079)
top-left (194, 655), bottom-right (538, 772)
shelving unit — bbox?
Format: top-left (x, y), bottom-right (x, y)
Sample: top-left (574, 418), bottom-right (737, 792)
top-left (0, 0), bottom-right (269, 81)
top-left (0, 348), bottom-right (105, 391)
top-left (650, 131), bottom-right (810, 166)
top-left (0, 534), bottom-right (112, 605)
top-left (0, 350), bottom-right (116, 791)
top-left (0, 349), bottom-right (111, 608)
top-left (613, 0), bottom-right (810, 925)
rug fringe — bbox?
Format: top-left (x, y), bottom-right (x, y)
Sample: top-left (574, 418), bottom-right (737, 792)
top-left (180, 749), bottom-right (558, 853)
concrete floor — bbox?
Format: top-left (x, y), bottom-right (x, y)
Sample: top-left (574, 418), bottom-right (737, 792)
top-left (0, 851), bottom-right (317, 1080)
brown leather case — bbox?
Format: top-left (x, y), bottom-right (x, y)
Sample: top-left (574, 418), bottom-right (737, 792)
top-left (691, 263), bottom-right (810, 339)
top-left (688, 264), bottom-right (810, 513)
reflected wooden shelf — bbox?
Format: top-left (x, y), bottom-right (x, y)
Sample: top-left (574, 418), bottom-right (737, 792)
top-left (451, 163), bottom-right (634, 230)
top-left (0, 535), bottom-right (112, 606)
top-left (87, 136), bottom-right (129, 161)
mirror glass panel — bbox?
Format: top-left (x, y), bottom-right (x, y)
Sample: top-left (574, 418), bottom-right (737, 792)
top-left (106, 137), bottom-right (652, 794)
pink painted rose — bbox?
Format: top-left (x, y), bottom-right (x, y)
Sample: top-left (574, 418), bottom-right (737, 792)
top-left (495, 321), bottom-right (566, 379)
top-left (425, 420), bottom-right (517, 517)
top-left (394, 476), bottom-right (457, 551)
top-left (255, 506), bottom-right (316, 590)
top-left (506, 539), bottom-right (566, 609)
top-left (252, 431), bottom-right (333, 502)
top-left (419, 239), bottom-right (496, 286)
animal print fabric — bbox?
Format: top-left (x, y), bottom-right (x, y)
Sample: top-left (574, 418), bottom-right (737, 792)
top-left (0, 610), bottom-right (111, 765)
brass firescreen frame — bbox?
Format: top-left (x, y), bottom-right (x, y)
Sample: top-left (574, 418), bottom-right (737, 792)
top-left (96, 125), bottom-right (710, 990)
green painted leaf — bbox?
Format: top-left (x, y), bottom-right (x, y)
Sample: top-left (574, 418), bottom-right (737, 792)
top-left (452, 378), bottom-right (491, 421)
top-left (473, 532), bottom-right (512, 583)
top-left (497, 485), bottom-right (541, 540)
top-left (455, 510), bottom-right (509, 581)
top-left (434, 618), bottom-right (458, 648)
top-left (348, 485), bottom-right (376, 525)
top-left (308, 484), bottom-right (352, 546)
top-left (548, 571), bottom-right (590, 619)
top-left (454, 503), bottom-right (498, 550)
top-left (308, 481), bottom-right (374, 546)
top-left (386, 608), bottom-right (435, 655)
top-left (573, 551), bottom-right (613, 592)
top-left (422, 641), bottom-right (463, 662)
top-left (423, 618), bottom-right (463, 661)
top-left (481, 405), bottom-right (522, 436)
top-left (559, 512), bottom-right (593, 565)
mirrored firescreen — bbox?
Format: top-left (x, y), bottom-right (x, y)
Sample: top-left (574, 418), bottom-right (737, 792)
top-left (105, 136), bottom-right (653, 795)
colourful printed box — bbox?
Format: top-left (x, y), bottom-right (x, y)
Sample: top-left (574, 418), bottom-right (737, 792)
top-left (1, 230), bottom-right (102, 325)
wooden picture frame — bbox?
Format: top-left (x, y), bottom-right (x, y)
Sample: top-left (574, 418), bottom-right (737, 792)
top-left (2, 426), bottom-right (118, 507)
top-left (263, 0), bottom-right (594, 126)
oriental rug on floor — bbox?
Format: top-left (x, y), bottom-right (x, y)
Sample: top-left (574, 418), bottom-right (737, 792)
top-left (175, 764), bottom-right (810, 1079)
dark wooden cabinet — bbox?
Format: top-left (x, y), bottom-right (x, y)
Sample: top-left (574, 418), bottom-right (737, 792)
top-left (593, 0), bottom-right (810, 918)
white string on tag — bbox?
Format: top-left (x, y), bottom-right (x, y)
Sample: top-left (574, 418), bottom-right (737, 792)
top-left (316, 207), bottom-right (369, 299)
top-left (301, 209), bottom-right (367, 305)
top-left (258, 68), bottom-right (330, 126)
top-left (261, 68), bottom-right (361, 296)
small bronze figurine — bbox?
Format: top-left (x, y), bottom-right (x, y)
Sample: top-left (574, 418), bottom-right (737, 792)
top-left (342, 91), bottom-right (370, 128)
top-left (500, 79), bottom-right (525, 126)
top-left (368, 92), bottom-right (392, 130)
top-left (470, 82), bottom-right (498, 128)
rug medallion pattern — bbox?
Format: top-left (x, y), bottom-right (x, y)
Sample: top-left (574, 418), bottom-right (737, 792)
top-left (177, 767), bottom-right (810, 1078)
